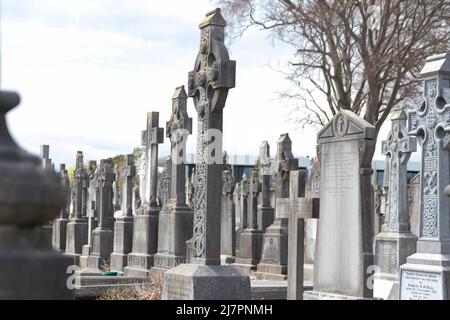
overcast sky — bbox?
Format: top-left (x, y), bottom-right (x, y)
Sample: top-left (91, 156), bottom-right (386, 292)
top-left (1, 0), bottom-right (419, 168)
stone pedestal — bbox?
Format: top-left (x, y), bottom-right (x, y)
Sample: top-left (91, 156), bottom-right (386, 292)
top-left (162, 264), bottom-right (250, 300)
top-left (233, 229), bottom-right (263, 274)
top-left (256, 218), bottom-right (288, 280)
top-left (110, 216), bottom-right (134, 273)
top-left (374, 231), bottom-right (417, 299)
top-left (52, 218), bottom-right (69, 252)
top-left (153, 203), bottom-right (193, 272)
top-left (79, 244), bottom-right (91, 269)
top-left (64, 219), bottom-right (88, 265)
top-left (87, 228), bottom-right (114, 270)
top-left (124, 211), bottom-right (159, 277)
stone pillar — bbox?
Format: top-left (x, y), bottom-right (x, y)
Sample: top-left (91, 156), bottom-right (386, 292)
top-left (257, 141), bottom-right (274, 232)
top-left (235, 174), bottom-right (249, 260)
top-left (0, 90), bottom-right (72, 299)
top-left (153, 85), bottom-right (194, 272)
top-left (305, 110), bottom-right (375, 300)
top-left (40, 144), bottom-right (54, 248)
top-left (124, 111), bottom-right (164, 277)
top-left (400, 52), bottom-right (450, 300)
top-left (86, 159), bottom-right (115, 271)
top-left (374, 109), bottom-right (417, 300)
top-left (111, 154), bottom-right (135, 273)
top-left (220, 151), bottom-right (236, 264)
top-left (162, 8), bottom-right (250, 300)
top-left (256, 133), bottom-right (299, 280)
top-left (65, 151), bottom-right (89, 265)
top-left (52, 164), bottom-right (71, 252)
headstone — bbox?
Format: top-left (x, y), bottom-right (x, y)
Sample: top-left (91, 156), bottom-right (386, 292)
top-left (162, 8), bottom-right (250, 300)
top-left (304, 157), bottom-right (320, 281)
top-left (0, 90), bottom-right (72, 299)
top-left (235, 174), bottom-right (249, 259)
top-left (233, 168), bottom-right (264, 273)
top-left (158, 155), bottom-right (171, 208)
top-left (65, 151), bottom-right (89, 265)
top-left (400, 52), bottom-right (450, 300)
top-left (52, 164), bottom-right (71, 252)
top-left (40, 144), bottom-right (54, 248)
top-left (305, 109), bottom-right (375, 300)
top-left (407, 173), bottom-right (420, 238)
top-left (153, 85), bottom-right (194, 272)
top-left (374, 109), bottom-right (418, 300)
top-left (124, 111), bottom-right (164, 277)
top-left (221, 151), bottom-right (236, 263)
top-left (257, 141), bottom-right (274, 232)
top-left (111, 154), bottom-right (135, 273)
top-left (287, 170), bottom-right (319, 300)
top-left (256, 133), bottom-right (298, 280)
top-left (86, 158), bottom-right (115, 271)
top-left (113, 164), bottom-right (122, 213)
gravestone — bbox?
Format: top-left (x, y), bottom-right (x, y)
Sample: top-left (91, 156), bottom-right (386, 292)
top-left (305, 109), bottom-right (375, 300)
top-left (111, 154), bottom-right (135, 273)
top-left (124, 111), bottom-right (164, 277)
top-left (256, 133), bottom-right (298, 280)
top-left (80, 160), bottom-right (98, 269)
top-left (0, 90), bottom-right (72, 299)
top-left (287, 170), bottom-right (319, 300)
top-left (257, 141), bottom-right (274, 232)
top-left (233, 169), bottom-right (264, 274)
top-left (86, 159), bottom-right (115, 271)
top-left (65, 151), bottom-right (89, 265)
top-left (235, 174), bottom-right (249, 259)
top-left (374, 109), bottom-right (418, 300)
top-left (153, 85), bottom-right (194, 272)
top-left (400, 52), bottom-right (450, 300)
top-left (52, 164), bottom-right (71, 252)
top-left (162, 8), bottom-right (250, 300)
top-left (304, 157), bottom-right (320, 281)
top-left (407, 173), bottom-right (420, 238)
top-left (113, 164), bottom-right (122, 213)
top-left (158, 155), bottom-right (171, 208)
top-left (40, 145), bottom-right (54, 248)
top-left (221, 151), bottom-right (236, 263)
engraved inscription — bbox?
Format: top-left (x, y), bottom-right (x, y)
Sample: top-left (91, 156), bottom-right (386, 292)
top-left (401, 270), bottom-right (443, 300)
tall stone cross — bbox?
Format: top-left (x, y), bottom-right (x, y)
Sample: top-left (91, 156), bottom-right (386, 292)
top-left (248, 169), bottom-right (261, 230)
top-left (381, 109), bottom-right (416, 231)
top-left (407, 53), bottom-right (450, 240)
top-left (123, 154), bottom-right (135, 217)
top-left (60, 164), bottom-right (70, 219)
top-left (141, 112), bottom-right (164, 209)
top-left (167, 85), bottom-right (192, 205)
top-left (97, 159), bottom-right (115, 228)
top-left (188, 8), bottom-right (236, 265)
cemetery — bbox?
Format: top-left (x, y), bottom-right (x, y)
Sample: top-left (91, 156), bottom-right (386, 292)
top-left (2, 1), bottom-right (450, 302)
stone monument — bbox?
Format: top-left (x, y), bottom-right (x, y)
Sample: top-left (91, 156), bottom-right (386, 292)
top-left (374, 109), bottom-right (417, 300)
top-left (111, 154), bottom-right (135, 273)
top-left (221, 151), bottom-right (236, 263)
top-left (162, 8), bottom-right (250, 300)
top-left (256, 141), bottom-right (274, 233)
top-left (52, 164), bottom-right (71, 252)
top-left (400, 52), bottom-right (450, 300)
top-left (305, 109), bottom-right (376, 300)
top-left (124, 111), bottom-right (164, 277)
top-left (153, 85), bottom-right (194, 272)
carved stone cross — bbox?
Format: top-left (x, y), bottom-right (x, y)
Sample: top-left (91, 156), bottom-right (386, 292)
top-left (407, 52), bottom-right (450, 240)
top-left (188, 8), bottom-right (236, 265)
top-left (381, 109), bottom-right (416, 232)
top-left (123, 154), bottom-right (135, 217)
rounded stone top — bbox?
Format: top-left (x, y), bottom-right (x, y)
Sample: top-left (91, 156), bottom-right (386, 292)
top-left (0, 90), bottom-right (66, 226)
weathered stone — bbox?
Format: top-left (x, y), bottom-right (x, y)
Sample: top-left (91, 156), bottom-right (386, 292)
top-left (124, 111), bottom-right (164, 277)
top-left (407, 173), bottom-right (420, 238)
top-left (111, 154), bottom-right (135, 273)
top-left (52, 163), bottom-right (71, 252)
top-left (163, 8), bottom-right (250, 300)
top-left (374, 109), bottom-right (417, 300)
top-left (64, 151), bottom-right (89, 264)
top-left (256, 133), bottom-right (299, 280)
top-left (86, 159), bottom-right (115, 271)
top-left (154, 85), bottom-right (194, 272)
top-left (307, 109), bottom-right (375, 299)
top-left (220, 151), bottom-right (236, 263)
top-left (0, 90), bottom-right (72, 299)
top-left (400, 52), bottom-right (450, 300)
top-left (40, 145), bottom-right (54, 248)
top-left (257, 141), bottom-right (274, 232)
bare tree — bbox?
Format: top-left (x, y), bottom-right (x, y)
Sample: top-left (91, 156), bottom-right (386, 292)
top-left (216, 0), bottom-right (450, 158)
